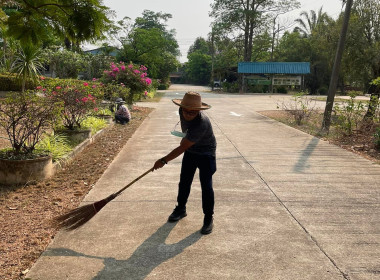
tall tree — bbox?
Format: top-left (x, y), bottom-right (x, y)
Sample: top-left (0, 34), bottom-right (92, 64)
top-left (294, 7), bottom-right (329, 37)
top-left (116, 10), bottom-right (180, 82)
top-left (210, 0), bottom-right (300, 62)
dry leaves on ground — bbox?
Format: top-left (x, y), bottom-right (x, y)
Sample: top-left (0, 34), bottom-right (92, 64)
top-left (0, 107), bottom-right (153, 280)
top-left (259, 110), bottom-right (380, 163)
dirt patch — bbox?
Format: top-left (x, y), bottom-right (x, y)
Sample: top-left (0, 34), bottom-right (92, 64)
top-left (259, 110), bottom-right (380, 164)
top-left (0, 106), bottom-right (153, 280)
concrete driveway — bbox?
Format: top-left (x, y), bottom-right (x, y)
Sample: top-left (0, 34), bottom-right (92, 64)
top-left (27, 90), bottom-right (380, 280)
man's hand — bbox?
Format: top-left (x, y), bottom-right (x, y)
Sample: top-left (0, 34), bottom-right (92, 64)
top-left (153, 159), bottom-right (166, 170)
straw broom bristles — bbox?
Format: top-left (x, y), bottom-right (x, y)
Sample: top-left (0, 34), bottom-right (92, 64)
top-left (52, 168), bottom-right (153, 231)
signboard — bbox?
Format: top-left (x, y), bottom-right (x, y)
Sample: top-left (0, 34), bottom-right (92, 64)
top-left (273, 76), bottom-right (302, 86)
top-left (248, 79), bottom-right (271, 85)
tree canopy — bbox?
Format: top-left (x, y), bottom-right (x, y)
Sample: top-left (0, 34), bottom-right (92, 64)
top-left (116, 10), bottom-right (180, 82)
top-left (2, 0), bottom-right (112, 48)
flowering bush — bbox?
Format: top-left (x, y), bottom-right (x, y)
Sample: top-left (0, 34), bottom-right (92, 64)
top-left (102, 62), bottom-right (152, 105)
top-left (42, 79), bottom-right (99, 130)
top-left (100, 81), bottom-right (131, 103)
top-left (0, 91), bottom-right (62, 157)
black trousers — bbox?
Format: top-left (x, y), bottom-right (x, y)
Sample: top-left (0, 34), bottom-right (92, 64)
top-left (177, 151), bottom-right (216, 216)
top-left (115, 115), bottom-right (130, 124)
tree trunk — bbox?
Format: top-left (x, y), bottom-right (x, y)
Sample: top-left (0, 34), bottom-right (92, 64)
top-left (243, 0), bottom-right (251, 62)
top-left (321, 0), bottom-right (353, 133)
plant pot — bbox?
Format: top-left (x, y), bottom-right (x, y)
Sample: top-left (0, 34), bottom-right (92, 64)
top-left (0, 155), bottom-right (53, 185)
top-left (55, 128), bottom-right (92, 143)
top-left (97, 114), bottom-right (113, 124)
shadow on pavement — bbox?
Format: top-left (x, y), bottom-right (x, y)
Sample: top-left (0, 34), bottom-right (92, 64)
top-left (293, 137), bottom-right (320, 173)
top-left (44, 222), bottom-right (202, 279)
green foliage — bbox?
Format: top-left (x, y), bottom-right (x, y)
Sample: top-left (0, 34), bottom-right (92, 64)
top-left (188, 37), bottom-right (210, 56)
top-left (11, 44), bottom-right (44, 92)
top-left (210, 0), bottom-right (300, 62)
top-left (343, 1), bottom-right (380, 89)
top-left (276, 86), bottom-right (288, 94)
top-left (0, 90), bottom-right (62, 155)
top-left (93, 107), bottom-right (112, 116)
top-left (371, 77), bottom-right (380, 87)
top-left (222, 81), bottom-right (240, 93)
top-left (101, 62), bottom-right (151, 105)
top-left (0, 73), bottom-right (35, 91)
top-left (115, 10), bottom-right (180, 81)
top-left (333, 93), bottom-right (366, 135)
top-left (294, 7), bottom-right (330, 37)
top-left (42, 79), bottom-right (99, 130)
top-left (186, 52), bottom-right (212, 85)
top-left (317, 86), bottom-right (328, 95)
top-left (42, 48), bottom-right (85, 79)
top-left (100, 81), bottom-right (131, 102)
top-left (81, 116), bottom-right (107, 134)
top-left (4, 0), bottom-right (111, 48)
top-left (36, 133), bottom-right (73, 161)
top-left (81, 53), bottom-right (114, 80)
top-left (374, 128), bottom-right (380, 150)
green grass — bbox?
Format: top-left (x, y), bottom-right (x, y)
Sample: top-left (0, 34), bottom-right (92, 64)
top-left (36, 133), bottom-right (73, 161)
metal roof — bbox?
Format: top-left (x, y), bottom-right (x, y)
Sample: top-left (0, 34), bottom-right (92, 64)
top-left (238, 62), bottom-right (310, 74)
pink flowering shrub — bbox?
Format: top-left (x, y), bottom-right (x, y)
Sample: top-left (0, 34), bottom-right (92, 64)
top-left (42, 79), bottom-right (100, 130)
top-left (102, 62), bottom-right (152, 105)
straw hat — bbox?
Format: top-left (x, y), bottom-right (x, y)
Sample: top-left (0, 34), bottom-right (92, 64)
top-left (172, 92), bottom-right (211, 110)
top-left (115, 98), bottom-right (126, 104)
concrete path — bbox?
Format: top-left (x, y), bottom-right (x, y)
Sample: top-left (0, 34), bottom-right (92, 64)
top-left (27, 90), bottom-right (380, 280)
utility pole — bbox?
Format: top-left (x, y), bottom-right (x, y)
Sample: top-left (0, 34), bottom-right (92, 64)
top-left (321, 0), bottom-right (353, 133)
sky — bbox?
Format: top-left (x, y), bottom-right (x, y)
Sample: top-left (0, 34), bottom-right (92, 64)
top-left (96, 0), bottom-right (345, 63)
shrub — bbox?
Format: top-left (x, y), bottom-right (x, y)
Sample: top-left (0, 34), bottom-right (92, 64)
top-left (0, 91), bottom-right (62, 156)
top-left (100, 81), bottom-right (131, 102)
top-left (280, 91), bottom-right (316, 125)
top-left (0, 73), bottom-right (35, 91)
top-left (333, 93), bottom-right (366, 135)
top-left (158, 83), bottom-right (169, 90)
top-left (374, 128), bottom-right (380, 150)
top-left (222, 81), bottom-right (239, 93)
top-left (102, 62), bottom-right (152, 105)
top-left (42, 80), bottom-right (99, 130)
top-left (317, 86), bottom-right (328, 95)
top-left (276, 86), bottom-right (288, 94)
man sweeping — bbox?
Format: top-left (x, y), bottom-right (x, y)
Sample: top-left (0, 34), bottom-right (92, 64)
top-left (153, 92), bottom-right (217, 235)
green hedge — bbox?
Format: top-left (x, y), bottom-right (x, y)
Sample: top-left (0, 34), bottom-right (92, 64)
top-left (0, 73), bottom-right (36, 91)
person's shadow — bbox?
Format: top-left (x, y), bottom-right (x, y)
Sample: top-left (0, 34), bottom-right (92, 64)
top-left (44, 222), bottom-right (202, 279)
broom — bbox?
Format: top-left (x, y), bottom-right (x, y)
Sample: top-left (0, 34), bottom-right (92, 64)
top-left (53, 167), bottom-right (154, 231)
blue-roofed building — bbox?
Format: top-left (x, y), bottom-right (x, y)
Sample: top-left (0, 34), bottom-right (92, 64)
top-left (238, 62), bottom-right (310, 92)
top-left (238, 62), bottom-right (310, 74)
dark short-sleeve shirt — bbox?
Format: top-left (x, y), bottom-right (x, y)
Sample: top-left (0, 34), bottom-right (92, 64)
top-left (179, 108), bottom-right (216, 156)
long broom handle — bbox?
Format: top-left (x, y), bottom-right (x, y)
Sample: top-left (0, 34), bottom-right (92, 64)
top-left (113, 167), bottom-right (154, 198)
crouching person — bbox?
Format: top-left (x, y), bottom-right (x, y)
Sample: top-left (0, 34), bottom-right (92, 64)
top-left (115, 98), bottom-right (131, 125)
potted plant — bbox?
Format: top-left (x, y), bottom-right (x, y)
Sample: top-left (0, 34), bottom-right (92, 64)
top-left (43, 80), bottom-right (98, 143)
top-left (0, 91), bottom-right (62, 185)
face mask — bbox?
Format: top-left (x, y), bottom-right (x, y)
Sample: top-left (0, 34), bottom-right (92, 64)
top-left (170, 121), bottom-right (186, 138)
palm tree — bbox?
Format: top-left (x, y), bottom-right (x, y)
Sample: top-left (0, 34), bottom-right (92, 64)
top-left (294, 7), bottom-right (328, 37)
top-left (11, 44), bottom-right (44, 92)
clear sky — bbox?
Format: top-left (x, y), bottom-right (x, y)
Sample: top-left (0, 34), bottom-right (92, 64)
top-left (99, 0), bottom-right (345, 62)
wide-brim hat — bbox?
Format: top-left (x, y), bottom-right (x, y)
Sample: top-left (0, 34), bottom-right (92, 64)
top-left (172, 91), bottom-right (211, 110)
top-left (115, 97), bottom-right (126, 104)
